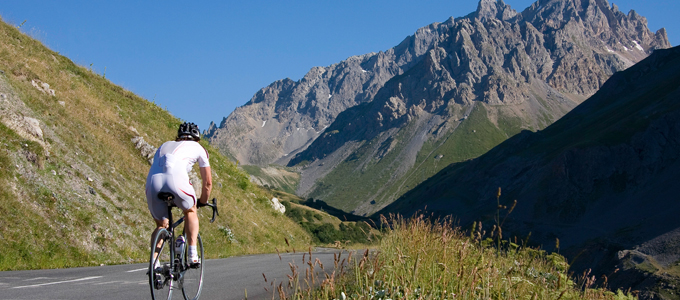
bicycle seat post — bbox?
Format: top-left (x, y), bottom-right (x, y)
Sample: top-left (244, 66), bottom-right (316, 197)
top-left (157, 192), bottom-right (176, 225)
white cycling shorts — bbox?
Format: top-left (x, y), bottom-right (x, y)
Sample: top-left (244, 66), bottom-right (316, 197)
top-left (146, 172), bottom-right (197, 221)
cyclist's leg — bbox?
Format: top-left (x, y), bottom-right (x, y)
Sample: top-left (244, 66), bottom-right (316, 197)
top-left (146, 174), bottom-right (171, 263)
top-left (183, 207), bottom-right (199, 246)
top-left (150, 218), bottom-right (169, 264)
top-left (147, 173), bottom-right (172, 222)
top-left (176, 190), bottom-right (200, 264)
top-left (167, 173), bottom-right (199, 248)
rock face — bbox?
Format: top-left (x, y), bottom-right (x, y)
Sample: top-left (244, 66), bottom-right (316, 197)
top-left (130, 135), bottom-right (156, 164)
top-left (208, 0), bottom-right (669, 214)
top-left (0, 85), bottom-right (48, 151)
top-left (377, 46), bottom-right (680, 299)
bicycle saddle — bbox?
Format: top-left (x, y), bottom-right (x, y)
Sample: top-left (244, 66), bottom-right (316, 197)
top-left (157, 192), bottom-right (175, 202)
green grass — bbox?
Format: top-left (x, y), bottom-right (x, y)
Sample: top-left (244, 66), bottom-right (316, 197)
top-left (282, 200), bottom-right (378, 246)
top-left (269, 189), bottom-right (380, 247)
top-left (279, 215), bottom-right (637, 300)
top-left (308, 121), bottom-right (419, 212)
top-left (397, 104), bottom-right (510, 195)
top-left (495, 107), bottom-right (525, 137)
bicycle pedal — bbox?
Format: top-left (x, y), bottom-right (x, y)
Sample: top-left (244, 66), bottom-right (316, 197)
top-left (188, 262), bottom-right (201, 269)
top-left (153, 275), bottom-right (164, 289)
top-left (146, 265), bottom-right (162, 275)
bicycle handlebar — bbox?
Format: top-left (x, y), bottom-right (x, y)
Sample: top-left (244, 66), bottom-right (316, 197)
top-left (197, 198), bottom-right (219, 223)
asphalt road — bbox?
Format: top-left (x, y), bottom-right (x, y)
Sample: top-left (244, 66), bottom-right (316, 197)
top-left (0, 248), bottom-right (357, 300)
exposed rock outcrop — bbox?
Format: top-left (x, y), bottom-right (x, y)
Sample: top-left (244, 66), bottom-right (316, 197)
top-left (131, 135), bottom-right (156, 164)
top-left (270, 197), bottom-right (286, 214)
top-left (30, 79), bottom-right (55, 96)
top-left (0, 76), bottom-right (49, 152)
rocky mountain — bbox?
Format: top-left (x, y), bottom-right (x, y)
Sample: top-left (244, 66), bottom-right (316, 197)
top-left (286, 0), bottom-right (669, 214)
top-left (207, 0), bottom-right (669, 215)
top-left (0, 18), bottom-right (309, 270)
top-left (376, 45), bottom-right (680, 299)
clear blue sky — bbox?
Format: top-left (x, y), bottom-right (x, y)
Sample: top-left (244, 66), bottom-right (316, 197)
top-left (1, 1), bottom-right (676, 131)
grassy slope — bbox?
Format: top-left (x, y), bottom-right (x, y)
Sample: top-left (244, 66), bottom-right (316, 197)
top-left (308, 103), bottom-right (518, 213)
top-left (389, 104), bottom-right (514, 203)
top-left (271, 190), bottom-right (379, 247)
top-left (241, 164), bottom-right (300, 194)
top-left (271, 190), bottom-right (343, 227)
top-left (0, 18), bottom-right (309, 270)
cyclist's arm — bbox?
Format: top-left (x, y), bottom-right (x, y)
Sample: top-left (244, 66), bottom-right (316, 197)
top-left (199, 166), bottom-right (212, 205)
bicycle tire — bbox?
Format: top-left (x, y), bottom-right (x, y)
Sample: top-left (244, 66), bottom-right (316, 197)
top-left (149, 228), bottom-right (173, 300)
top-left (181, 233), bottom-right (204, 300)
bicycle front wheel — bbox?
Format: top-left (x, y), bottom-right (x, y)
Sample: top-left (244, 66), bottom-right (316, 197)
top-left (149, 228), bottom-right (173, 300)
top-left (181, 233), bottom-right (204, 300)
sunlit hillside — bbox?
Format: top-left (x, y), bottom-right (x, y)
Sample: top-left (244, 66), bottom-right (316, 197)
top-left (0, 17), bottom-right (310, 270)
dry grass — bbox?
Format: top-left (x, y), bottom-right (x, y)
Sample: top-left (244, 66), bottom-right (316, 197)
top-left (278, 215), bottom-right (637, 299)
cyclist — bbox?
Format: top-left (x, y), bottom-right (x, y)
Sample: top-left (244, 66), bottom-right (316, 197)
top-left (146, 122), bottom-right (212, 267)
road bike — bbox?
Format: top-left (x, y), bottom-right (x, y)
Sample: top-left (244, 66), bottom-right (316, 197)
top-left (148, 193), bottom-right (218, 300)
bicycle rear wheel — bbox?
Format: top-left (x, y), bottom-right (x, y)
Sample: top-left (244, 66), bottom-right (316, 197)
top-left (149, 228), bottom-right (173, 300)
top-left (181, 233), bottom-right (204, 300)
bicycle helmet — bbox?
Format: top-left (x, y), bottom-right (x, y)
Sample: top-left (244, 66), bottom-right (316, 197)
top-left (177, 122), bottom-right (201, 141)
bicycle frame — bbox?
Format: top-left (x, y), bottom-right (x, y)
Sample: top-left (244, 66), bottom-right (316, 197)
top-left (151, 197), bottom-right (218, 293)
top-left (166, 205), bottom-right (185, 287)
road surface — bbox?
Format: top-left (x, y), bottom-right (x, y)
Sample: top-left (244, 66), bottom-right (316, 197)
top-left (0, 248), bottom-right (357, 299)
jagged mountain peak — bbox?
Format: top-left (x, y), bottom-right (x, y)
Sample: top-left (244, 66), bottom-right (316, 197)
top-left (520, 0), bottom-right (669, 48)
top-left (474, 0), bottom-right (518, 21)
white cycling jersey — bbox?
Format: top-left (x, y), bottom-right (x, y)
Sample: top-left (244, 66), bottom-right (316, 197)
top-left (145, 140), bottom-right (210, 220)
